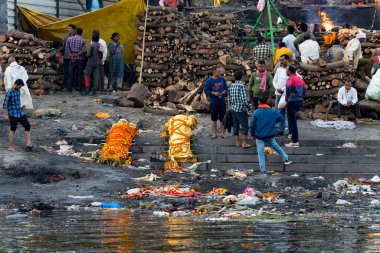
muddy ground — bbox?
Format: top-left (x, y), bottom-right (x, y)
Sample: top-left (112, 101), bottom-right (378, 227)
top-left (0, 92), bottom-right (380, 216)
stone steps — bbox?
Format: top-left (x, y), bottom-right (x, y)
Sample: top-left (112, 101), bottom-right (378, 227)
top-left (58, 136), bottom-right (380, 176)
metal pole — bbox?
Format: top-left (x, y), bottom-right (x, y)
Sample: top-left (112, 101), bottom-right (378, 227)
top-left (14, 0), bottom-right (18, 30)
top-left (138, 0), bottom-right (149, 85)
top-left (241, 11), bottom-right (264, 56)
top-left (266, 0), bottom-right (275, 57)
top-left (56, 0), bottom-right (60, 18)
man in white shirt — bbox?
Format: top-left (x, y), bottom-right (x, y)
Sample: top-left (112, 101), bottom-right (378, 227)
top-left (337, 80), bottom-right (360, 120)
top-left (273, 54), bottom-right (289, 135)
top-left (345, 32), bottom-right (372, 79)
top-left (282, 25), bottom-right (298, 60)
top-left (92, 29), bottom-right (107, 91)
top-left (3, 57), bottom-right (33, 110)
top-left (299, 33), bottom-right (320, 63)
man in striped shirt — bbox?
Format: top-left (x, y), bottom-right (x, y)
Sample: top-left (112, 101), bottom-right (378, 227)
top-left (228, 70), bottom-right (253, 148)
top-left (3, 79), bottom-right (32, 152)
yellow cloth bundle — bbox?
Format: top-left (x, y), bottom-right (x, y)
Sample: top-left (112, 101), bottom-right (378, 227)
top-left (161, 115), bottom-right (198, 171)
top-left (98, 119), bottom-right (139, 167)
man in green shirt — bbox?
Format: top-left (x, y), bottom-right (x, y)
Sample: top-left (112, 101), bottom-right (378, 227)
top-left (248, 60), bottom-right (275, 109)
top-left (293, 23), bottom-right (316, 52)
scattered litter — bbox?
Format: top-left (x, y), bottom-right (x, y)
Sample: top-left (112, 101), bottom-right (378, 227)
top-left (153, 211), bottom-right (170, 217)
top-left (291, 173), bottom-right (299, 177)
top-left (55, 140), bottom-right (68, 145)
top-left (333, 180), bottom-right (349, 191)
top-left (68, 195), bottom-right (95, 199)
top-left (244, 187), bottom-right (257, 197)
top-left (336, 199), bottom-right (352, 205)
top-left (211, 168), bottom-right (219, 172)
top-left (208, 188), bottom-right (228, 196)
top-left (233, 171), bottom-right (247, 179)
top-left (51, 174), bottom-right (65, 182)
top-left (172, 211), bottom-right (189, 217)
top-left (371, 200), bottom-right (380, 208)
top-left (342, 142), bottom-right (357, 148)
top-left (66, 205), bottom-right (81, 211)
top-left (133, 173), bottom-right (159, 181)
top-left (137, 166), bottom-right (150, 170)
top-left (316, 153), bottom-right (324, 156)
top-left (311, 119), bottom-right (356, 130)
top-left (54, 119), bottom-right (61, 122)
top-left (101, 202), bottom-right (124, 209)
top-left (237, 196), bottom-right (259, 206)
top-left (264, 147), bottom-right (277, 155)
top-left (370, 175), bottom-right (380, 183)
top-left (308, 176), bottom-right (325, 181)
top-left (6, 214), bottom-right (28, 220)
top-left (186, 160), bottom-right (211, 170)
top-left (90, 202), bottom-right (102, 207)
top-left (137, 158), bottom-right (149, 163)
top-left (95, 112), bottom-right (111, 119)
top-left (33, 108), bottom-right (62, 118)
top-left (122, 185), bottom-right (204, 199)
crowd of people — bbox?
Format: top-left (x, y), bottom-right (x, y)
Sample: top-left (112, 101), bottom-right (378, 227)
top-left (203, 23), bottom-right (375, 174)
top-left (60, 24), bottom-right (124, 95)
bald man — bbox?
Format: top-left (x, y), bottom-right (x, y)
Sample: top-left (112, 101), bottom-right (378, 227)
top-left (3, 57), bottom-right (33, 110)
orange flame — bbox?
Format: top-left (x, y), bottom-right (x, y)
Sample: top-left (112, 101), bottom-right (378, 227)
top-left (318, 11), bottom-right (334, 32)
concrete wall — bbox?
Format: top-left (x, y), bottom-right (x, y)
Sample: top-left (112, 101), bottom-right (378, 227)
top-left (0, 0), bottom-right (7, 34)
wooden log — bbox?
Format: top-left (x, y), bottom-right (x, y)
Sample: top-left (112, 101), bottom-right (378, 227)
top-left (7, 30), bottom-right (34, 41)
top-left (28, 75), bottom-right (43, 81)
top-left (300, 60), bottom-right (346, 72)
top-left (18, 39), bottom-right (29, 47)
top-left (355, 79), bottom-right (369, 91)
top-left (127, 83), bottom-right (152, 108)
top-left (135, 60), bottom-right (169, 71)
top-left (319, 58), bottom-right (327, 67)
top-left (143, 105), bottom-right (179, 116)
top-left (2, 53), bottom-right (33, 60)
top-left (133, 40), bottom-right (165, 47)
top-left (144, 80), bottom-right (168, 87)
top-left (0, 34), bottom-right (7, 43)
top-left (304, 87), bottom-right (340, 98)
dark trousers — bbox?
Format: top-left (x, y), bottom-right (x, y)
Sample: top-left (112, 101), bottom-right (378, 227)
top-left (98, 64), bottom-right (105, 91)
top-left (287, 100), bottom-right (303, 143)
top-left (63, 59), bottom-right (70, 87)
top-left (68, 59), bottom-right (84, 92)
top-left (337, 102), bottom-right (361, 118)
top-left (231, 110), bottom-right (249, 136)
top-left (86, 65), bottom-right (100, 94)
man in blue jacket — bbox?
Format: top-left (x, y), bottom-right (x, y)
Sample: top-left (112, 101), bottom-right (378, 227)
top-left (250, 97), bottom-right (292, 175)
top-left (204, 66), bottom-right (228, 138)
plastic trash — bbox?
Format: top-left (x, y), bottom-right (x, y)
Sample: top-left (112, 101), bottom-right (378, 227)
top-left (6, 214), bottom-right (28, 220)
top-left (172, 211), bottom-right (189, 217)
top-left (336, 199), bottom-right (352, 205)
top-left (101, 202), bottom-right (124, 209)
top-left (342, 142), bottom-right (357, 148)
top-left (244, 187), bottom-right (257, 197)
top-left (291, 173), bottom-right (299, 177)
top-left (68, 195), bottom-right (94, 199)
top-left (333, 180), bottom-right (349, 191)
top-left (90, 202), bottom-right (102, 207)
top-left (370, 175), bottom-right (380, 183)
top-left (67, 205), bottom-right (81, 211)
top-left (153, 211), bottom-right (169, 217)
top-left (127, 188), bottom-right (141, 195)
top-left (237, 196), bottom-right (259, 206)
top-left (371, 200), bottom-right (380, 207)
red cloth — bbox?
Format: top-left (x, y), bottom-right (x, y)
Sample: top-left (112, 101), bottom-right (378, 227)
top-left (256, 70), bottom-right (268, 93)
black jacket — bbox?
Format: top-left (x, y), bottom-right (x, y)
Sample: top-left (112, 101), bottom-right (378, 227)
top-left (223, 110), bottom-right (233, 133)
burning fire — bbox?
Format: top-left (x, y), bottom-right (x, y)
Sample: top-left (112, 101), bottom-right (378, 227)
top-left (319, 11), bottom-right (334, 32)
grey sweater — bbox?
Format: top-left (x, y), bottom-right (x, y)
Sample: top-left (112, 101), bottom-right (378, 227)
top-left (87, 42), bottom-right (102, 67)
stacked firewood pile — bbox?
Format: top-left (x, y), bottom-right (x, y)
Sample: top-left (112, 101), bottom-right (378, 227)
top-left (0, 30), bottom-right (62, 94)
top-left (133, 7), bottom-right (254, 112)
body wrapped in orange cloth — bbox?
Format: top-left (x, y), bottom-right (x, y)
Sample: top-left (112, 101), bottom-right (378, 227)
top-left (161, 115), bottom-right (198, 171)
top-left (98, 119), bottom-right (139, 167)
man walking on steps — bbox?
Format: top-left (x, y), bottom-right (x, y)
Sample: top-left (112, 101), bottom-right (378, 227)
top-left (250, 97), bottom-right (292, 175)
top-left (3, 79), bottom-right (33, 152)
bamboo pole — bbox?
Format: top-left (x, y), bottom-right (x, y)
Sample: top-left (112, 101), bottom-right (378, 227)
top-left (138, 1), bottom-right (149, 85)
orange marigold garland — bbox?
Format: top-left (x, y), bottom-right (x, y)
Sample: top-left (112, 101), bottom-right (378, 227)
top-left (161, 115), bottom-right (198, 171)
top-left (97, 119), bottom-right (139, 167)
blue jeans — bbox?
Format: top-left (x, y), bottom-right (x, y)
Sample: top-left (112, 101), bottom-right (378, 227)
top-left (256, 137), bottom-right (289, 173)
top-left (275, 95), bottom-right (286, 134)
